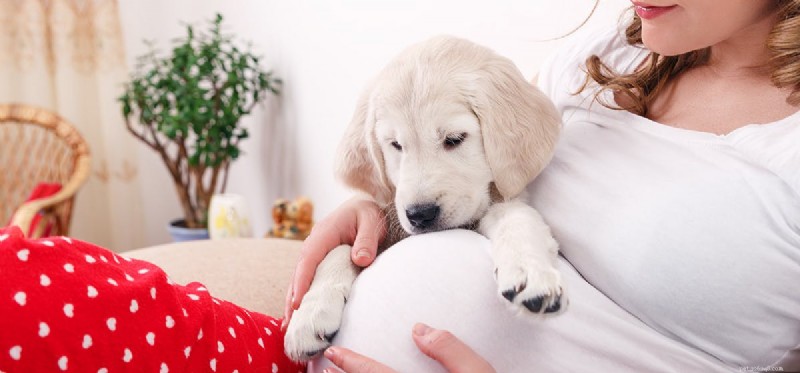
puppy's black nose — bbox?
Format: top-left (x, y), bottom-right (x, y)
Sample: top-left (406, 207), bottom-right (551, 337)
top-left (406, 203), bottom-right (440, 230)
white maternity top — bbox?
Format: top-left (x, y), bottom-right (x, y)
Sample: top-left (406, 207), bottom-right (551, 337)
top-left (531, 24), bottom-right (800, 369)
top-left (310, 25), bottom-right (799, 372)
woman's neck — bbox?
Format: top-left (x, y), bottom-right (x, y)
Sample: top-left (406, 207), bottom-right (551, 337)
top-left (703, 9), bottom-right (778, 79)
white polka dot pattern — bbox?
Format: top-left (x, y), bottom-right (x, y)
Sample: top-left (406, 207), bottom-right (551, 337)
top-left (0, 226), bottom-right (302, 372)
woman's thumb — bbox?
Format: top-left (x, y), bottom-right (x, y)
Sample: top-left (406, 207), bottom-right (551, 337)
top-left (411, 323), bottom-right (495, 373)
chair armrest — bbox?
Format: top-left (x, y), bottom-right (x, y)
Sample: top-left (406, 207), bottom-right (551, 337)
top-left (10, 155), bottom-right (91, 235)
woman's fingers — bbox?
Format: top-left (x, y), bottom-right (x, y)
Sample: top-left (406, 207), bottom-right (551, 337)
top-left (350, 202), bottom-right (385, 267)
top-left (412, 323), bottom-right (496, 373)
top-left (324, 346), bottom-right (396, 373)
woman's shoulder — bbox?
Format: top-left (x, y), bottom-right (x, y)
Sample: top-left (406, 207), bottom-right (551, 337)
top-left (537, 22), bottom-right (646, 104)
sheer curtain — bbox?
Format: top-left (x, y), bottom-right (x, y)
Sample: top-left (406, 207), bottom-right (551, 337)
top-left (0, 0), bottom-right (145, 250)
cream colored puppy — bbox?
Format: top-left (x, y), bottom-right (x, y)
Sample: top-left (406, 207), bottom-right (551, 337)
top-left (284, 36), bottom-right (564, 362)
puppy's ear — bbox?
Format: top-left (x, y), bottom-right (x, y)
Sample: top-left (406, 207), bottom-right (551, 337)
top-left (467, 56), bottom-right (561, 199)
top-left (335, 87), bottom-right (394, 205)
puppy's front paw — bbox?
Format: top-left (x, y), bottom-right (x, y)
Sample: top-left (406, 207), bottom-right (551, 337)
top-left (284, 288), bottom-right (346, 362)
top-left (496, 261), bottom-right (566, 316)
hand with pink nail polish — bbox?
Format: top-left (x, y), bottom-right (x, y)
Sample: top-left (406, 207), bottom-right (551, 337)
top-left (322, 323), bottom-right (495, 373)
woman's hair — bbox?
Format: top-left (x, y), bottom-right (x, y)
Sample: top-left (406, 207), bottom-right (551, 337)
top-left (580, 0), bottom-right (800, 116)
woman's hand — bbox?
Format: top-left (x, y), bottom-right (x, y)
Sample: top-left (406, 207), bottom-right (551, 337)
top-left (322, 323), bottom-right (495, 373)
top-left (282, 195), bottom-right (386, 329)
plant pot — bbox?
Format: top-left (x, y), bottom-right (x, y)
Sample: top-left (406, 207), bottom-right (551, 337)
top-left (167, 219), bottom-right (210, 242)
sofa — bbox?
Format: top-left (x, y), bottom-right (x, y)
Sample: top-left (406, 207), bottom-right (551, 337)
top-left (123, 237), bottom-right (302, 318)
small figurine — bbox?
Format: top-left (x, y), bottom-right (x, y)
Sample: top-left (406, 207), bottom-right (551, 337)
top-left (267, 197), bottom-right (314, 240)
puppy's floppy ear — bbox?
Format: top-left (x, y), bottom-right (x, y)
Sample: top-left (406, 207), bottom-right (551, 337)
top-left (467, 55), bottom-right (561, 200)
top-left (334, 86), bottom-right (394, 206)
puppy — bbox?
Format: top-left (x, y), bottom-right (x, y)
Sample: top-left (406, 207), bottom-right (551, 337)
top-left (284, 36), bottom-right (564, 362)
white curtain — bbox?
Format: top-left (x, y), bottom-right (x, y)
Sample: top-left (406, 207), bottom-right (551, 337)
top-left (0, 0), bottom-right (145, 251)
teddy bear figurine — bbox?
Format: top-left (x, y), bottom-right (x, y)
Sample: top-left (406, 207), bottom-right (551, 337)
top-left (267, 196), bottom-right (314, 240)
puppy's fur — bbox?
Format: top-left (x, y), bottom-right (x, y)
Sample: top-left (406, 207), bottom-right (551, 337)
top-left (284, 36), bottom-right (565, 362)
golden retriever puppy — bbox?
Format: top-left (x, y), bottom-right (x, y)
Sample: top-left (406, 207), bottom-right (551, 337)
top-left (284, 35), bottom-right (564, 361)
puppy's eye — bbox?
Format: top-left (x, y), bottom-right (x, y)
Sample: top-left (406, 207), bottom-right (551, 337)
top-left (444, 133), bottom-right (467, 149)
top-left (390, 140), bottom-right (403, 151)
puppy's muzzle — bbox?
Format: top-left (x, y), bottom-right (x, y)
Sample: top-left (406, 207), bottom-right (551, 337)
top-left (405, 203), bottom-right (440, 231)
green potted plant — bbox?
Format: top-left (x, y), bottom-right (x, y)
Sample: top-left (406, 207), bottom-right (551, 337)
top-left (119, 14), bottom-right (281, 241)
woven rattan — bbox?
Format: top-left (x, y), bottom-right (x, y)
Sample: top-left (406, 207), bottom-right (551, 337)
top-left (0, 104), bottom-right (91, 237)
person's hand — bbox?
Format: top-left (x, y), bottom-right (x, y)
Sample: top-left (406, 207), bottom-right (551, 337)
top-left (322, 323), bottom-right (495, 373)
top-left (282, 195), bottom-right (386, 329)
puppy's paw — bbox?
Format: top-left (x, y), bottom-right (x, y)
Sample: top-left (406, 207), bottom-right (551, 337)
top-left (495, 262), bottom-right (567, 316)
top-left (283, 287), bottom-right (346, 362)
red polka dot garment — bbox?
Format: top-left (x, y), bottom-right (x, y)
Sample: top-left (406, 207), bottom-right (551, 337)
top-left (0, 226), bottom-right (305, 373)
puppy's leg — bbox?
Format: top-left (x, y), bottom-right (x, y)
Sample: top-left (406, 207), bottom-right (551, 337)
top-left (284, 244), bottom-right (359, 361)
top-left (479, 199), bottom-right (567, 316)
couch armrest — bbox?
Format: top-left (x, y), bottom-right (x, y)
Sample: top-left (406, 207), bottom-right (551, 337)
top-left (123, 238), bottom-right (302, 317)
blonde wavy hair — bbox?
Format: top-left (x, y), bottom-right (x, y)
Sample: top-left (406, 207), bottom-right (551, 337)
top-left (581, 0), bottom-right (800, 116)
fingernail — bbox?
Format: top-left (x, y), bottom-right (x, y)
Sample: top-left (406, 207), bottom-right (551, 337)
top-left (413, 323), bottom-right (432, 336)
top-left (324, 347), bottom-right (338, 359)
top-left (356, 249), bottom-right (371, 260)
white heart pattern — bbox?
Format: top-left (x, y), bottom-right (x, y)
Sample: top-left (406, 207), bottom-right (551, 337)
top-left (58, 356), bottom-right (68, 371)
top-left (130, 299), bottom-right (139, 313)
top-left (9, 345), bottom-right (21, 360)
top-left (40, 274), bottom-right (51, 287)
top-left (82, 334), bottom-right (92, 349)
top-left (39, 322), bottom-right (50, 337)
top-left (13, 291), bottom-right (26, 306)
top-left (107, 317), bottom-right (117, 331)
top-left (64, 303), bottom-right (74, 318)
top-left (16, 249), bottom-right (29, 262)
top-left (165, 315), bottom-right (175, 329)
top-left (146, 332), bottom-right (156, 346)
top-left (123, 348), bottom-right (133, 363)
top-left (87, 286), bottom-right (98, 298)
top-left (160, 362), bottom-right (169, 373)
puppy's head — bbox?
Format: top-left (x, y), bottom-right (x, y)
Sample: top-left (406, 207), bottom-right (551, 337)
top-left (336, 36), bottom-right (561, 234)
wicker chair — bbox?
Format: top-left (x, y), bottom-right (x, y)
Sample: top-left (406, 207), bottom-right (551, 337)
top-left (0, 104), bottom-right (91, 238)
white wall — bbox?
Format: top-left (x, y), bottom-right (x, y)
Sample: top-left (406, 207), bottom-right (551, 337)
top-left (119, 0), bottom-right (630, 246)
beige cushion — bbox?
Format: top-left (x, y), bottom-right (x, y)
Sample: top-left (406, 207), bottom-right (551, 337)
top-left (123, 238), bottom-right (302, 317)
